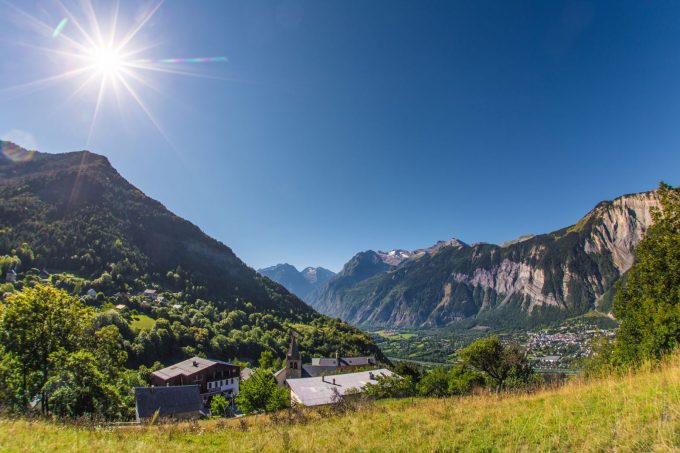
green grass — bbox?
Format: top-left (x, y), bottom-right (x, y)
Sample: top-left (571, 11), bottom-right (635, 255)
top-left (130, 314), bottom-right (156, 331)
top-left (374, 330), bottom-right (417, 340)
top-left (1, 355), bottom-right (679, 452)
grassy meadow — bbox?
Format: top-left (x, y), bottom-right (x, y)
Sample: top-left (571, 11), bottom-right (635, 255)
top-left (1, 354), bottom-right (679, 452)
top-left (129, 314), bottom-right (156, 331)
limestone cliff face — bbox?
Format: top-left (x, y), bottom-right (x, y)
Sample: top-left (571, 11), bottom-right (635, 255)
top-left (308, 191), bottom-right (659, 328)
top-left (584, 192), bottom-right (658, 273)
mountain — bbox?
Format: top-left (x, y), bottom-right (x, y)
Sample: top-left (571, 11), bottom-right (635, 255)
top-left (300, 266), bottom-right (335, 286)
top-left (0, 141), bottom-right (383, 362)
top-left (307, 191), bottom-right (659, 329)
top-left (258, 264), bottom-right (335, 302)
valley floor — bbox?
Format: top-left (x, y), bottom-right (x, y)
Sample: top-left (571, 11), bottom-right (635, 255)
top-left (2, 356), bottom-right (680, 452)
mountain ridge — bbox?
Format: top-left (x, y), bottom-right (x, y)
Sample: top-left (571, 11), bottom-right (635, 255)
top-left (306, 190), bottom-right (659, 328)
top-left (0, 141), bottom-right (383, 362)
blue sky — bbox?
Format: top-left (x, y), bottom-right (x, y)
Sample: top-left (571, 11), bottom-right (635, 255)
top-left (1, 1), bottom-right (679, 272)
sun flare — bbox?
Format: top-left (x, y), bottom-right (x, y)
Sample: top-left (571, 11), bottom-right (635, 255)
top-left (89, 46), bottom-right (124, 77)
top-left (4, 1), bottom-right (227, 145)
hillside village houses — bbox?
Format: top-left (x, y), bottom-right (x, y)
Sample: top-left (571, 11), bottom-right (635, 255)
top-left (275, 336), bottom-right (394, 406)
top-left (134, 356), bottom-right (241, 421)
top-left (274, 336), bottom-right (378, 384)
top-left (134, 337), bottom-right (394, 419)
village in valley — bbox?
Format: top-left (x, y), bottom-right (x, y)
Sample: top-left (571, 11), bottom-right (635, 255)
top-left (136, 336), bottom-right (389, 421)
top-left (3, 266), bottom-right (617, 421)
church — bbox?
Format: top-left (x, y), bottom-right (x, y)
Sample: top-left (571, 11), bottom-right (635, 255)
top-left (274, 335), bottom-right (378, 385)
top-left (274, 335), bottom-right (394, 406)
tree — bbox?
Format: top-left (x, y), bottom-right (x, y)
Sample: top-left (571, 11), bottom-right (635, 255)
top-left (258, 350), bottom-right (278, 370)
top-left (392, 362), bottom-right (423, 384)
top-left (43, 351), bottom-right (123, 419)
top-left (364, 373), bottom-right (415, 399)
top-left (0, 345), bottom-right (23, 412)
top-left (447, 364), bottom-right (484, 395)
top-left (416, 367), bottom-right (450, 397)
top-left (613, 183), bottom-right (680, 365)
top-left (235, 369), bottom-right (289, 415)
top-left (91, 325), bottom-right (128, 378)
top-left (0, 284), bottom-right (93, 412)
top-left (459, 337), bottom-right (532, 393)
top-left (210, 395), bottom-right (232, 417)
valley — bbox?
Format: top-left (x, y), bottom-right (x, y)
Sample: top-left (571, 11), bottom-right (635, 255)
top-left (370, 311), bottom-right (617, 370)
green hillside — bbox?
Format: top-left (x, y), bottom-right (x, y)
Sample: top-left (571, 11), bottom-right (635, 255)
top-left (1, 354), bottom-right (678, 452)
top-left (0, 143), bottom-right (383, 366)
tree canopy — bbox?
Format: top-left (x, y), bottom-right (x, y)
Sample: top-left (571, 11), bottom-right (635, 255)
top-left (235, 369), bottom-right (289, 415)
top-left (613, 183), bottom-right (680, 365)
top-left (0, 284), bottom-right (137, 418)
top-left (459, 337), bottom-right (533, 392)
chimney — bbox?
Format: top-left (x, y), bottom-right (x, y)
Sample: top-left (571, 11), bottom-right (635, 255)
top-left (322, 375), bottom-right (325, 383)
top-left (193, 360), bottom-right (198, 367)
top-left (332, 378), bottom-right (336, 385)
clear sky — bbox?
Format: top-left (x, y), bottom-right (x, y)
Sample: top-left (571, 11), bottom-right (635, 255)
top-left (1, 1), bottom-right (679, 272)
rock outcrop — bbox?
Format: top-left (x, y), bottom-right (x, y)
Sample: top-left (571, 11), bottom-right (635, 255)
top-left (307, 191), bottom-right (659, 328)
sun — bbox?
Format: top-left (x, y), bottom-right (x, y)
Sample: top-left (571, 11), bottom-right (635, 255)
top-left (3, 1), bottom-right (228, 145)
top-left (89, 46), bottom-right (124, 77)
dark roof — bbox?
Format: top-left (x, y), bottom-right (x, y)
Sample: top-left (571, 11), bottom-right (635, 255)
top-left (135, 385), bottom-right (203, 419)
top-left (301, 364), bottom-right (340, 377)
top-left (287, 336), bottom-right (300, 361)
top-left (311, 356), bottom-right (376, 366)
top-left (152, 356), bottom-right (238, 381)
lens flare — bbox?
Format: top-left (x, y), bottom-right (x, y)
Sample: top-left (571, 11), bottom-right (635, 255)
top-left (134, 56), bottom-right (228, 64)
top-left (1, 141), bottom-right (36, 163)
top-left (52, 17), bottom-right (68, 38)
top-left (3, 1), bottom-right (228, 145)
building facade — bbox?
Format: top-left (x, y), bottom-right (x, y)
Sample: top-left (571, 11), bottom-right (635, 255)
top-left (151, 356), bottom-right (240, 404)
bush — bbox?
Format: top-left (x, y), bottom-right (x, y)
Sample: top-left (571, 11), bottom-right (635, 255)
top-left (447, 364), bottom-right (484, 395)
top-left (416, 367), bottom-right (450, 398)
top-left (210, 395), bottom-right (232, 417)
top-left (235, 369), bottom-right (289, 415)
top-left (364, 373), bottom-right (415, 399)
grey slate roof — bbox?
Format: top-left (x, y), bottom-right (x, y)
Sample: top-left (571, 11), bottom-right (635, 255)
top-left (310, 356), bottom-right (376, 367)
top-left (134, 385), bottom-right (203, 420)
top-left (152, 356), bottom-right (235, 380)
top-left (301, 364), bottom-right (340, 377)
top-left (287, 369), bottom-right (394, 407)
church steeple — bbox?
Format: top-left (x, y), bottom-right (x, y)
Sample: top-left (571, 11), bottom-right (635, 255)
top-left (286, 335), bottom-right (302, 379)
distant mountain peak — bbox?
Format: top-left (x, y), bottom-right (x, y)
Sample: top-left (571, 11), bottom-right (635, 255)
top-left (258, 263), bottom-right (335, 302)
top-left (376, 249), bottom-right (412, 266)
top-left (376, 238), bottom-right (468, 266)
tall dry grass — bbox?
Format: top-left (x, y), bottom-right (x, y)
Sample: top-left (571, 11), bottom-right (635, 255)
top-left (1, 354), bottom-right (679, 452)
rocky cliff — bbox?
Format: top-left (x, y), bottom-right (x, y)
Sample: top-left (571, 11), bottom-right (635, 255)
top-left (307, 191), bottom-right (659, 328)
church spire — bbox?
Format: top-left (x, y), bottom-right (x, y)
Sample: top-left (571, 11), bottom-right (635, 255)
top-left (287, 335), bottom-right (300, 361)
